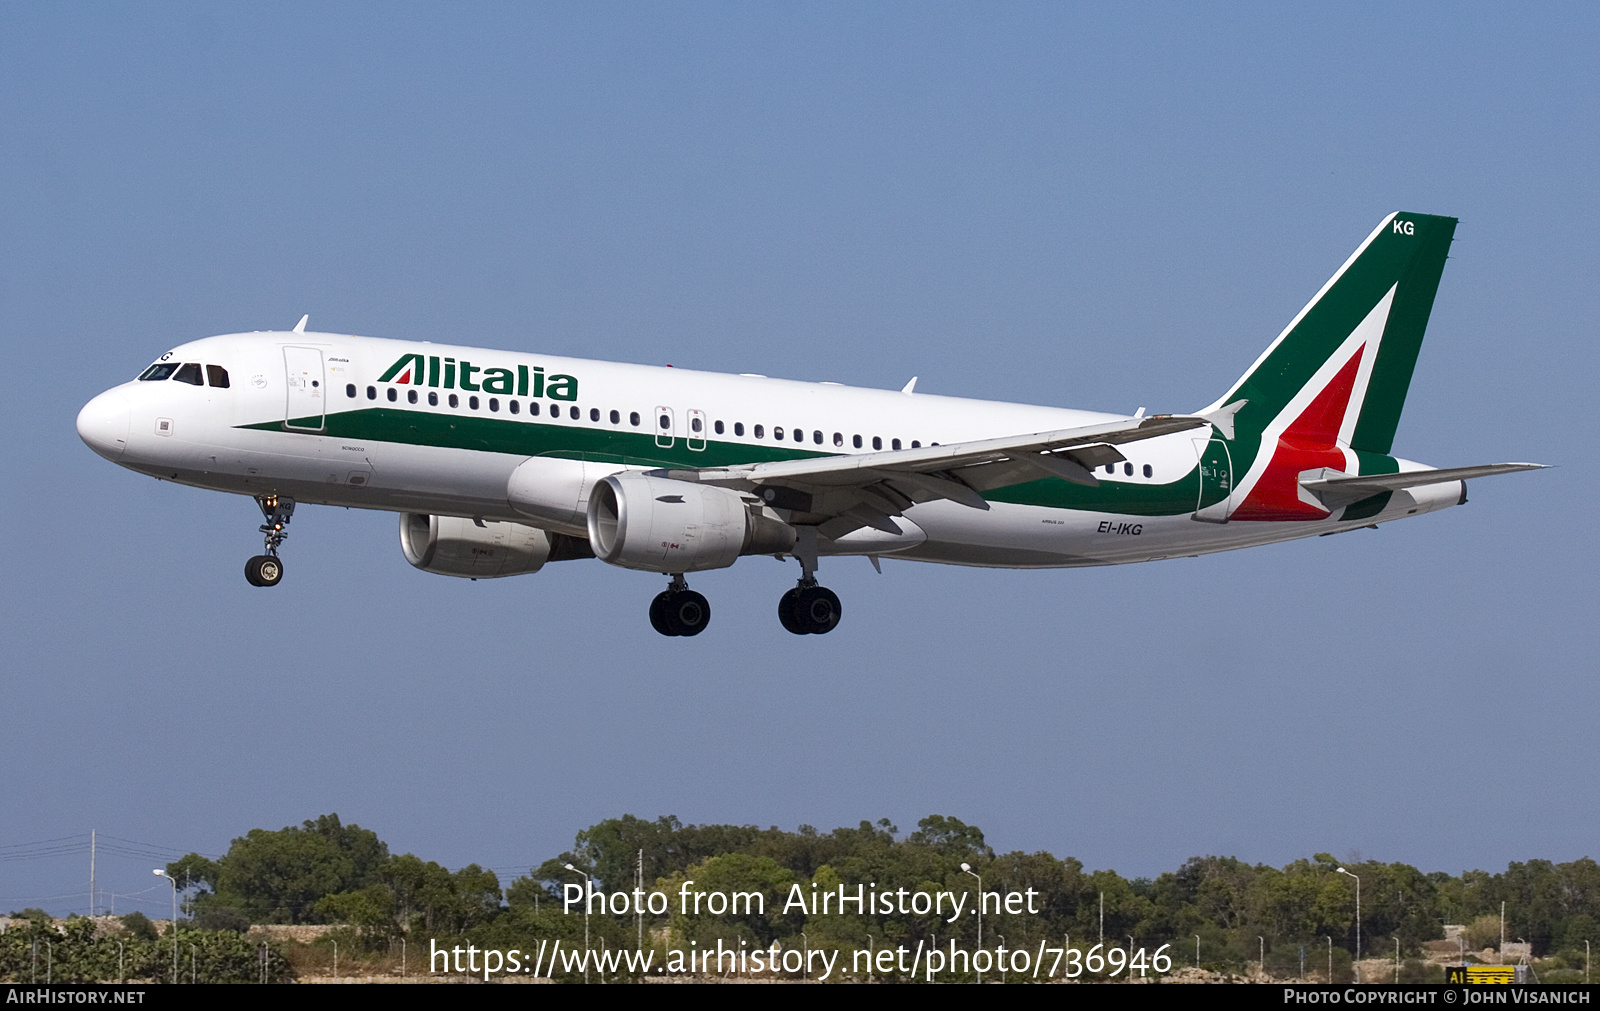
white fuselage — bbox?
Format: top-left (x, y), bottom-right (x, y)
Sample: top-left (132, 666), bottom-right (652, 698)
top-left (77, 331), bottom-right (1462, 571)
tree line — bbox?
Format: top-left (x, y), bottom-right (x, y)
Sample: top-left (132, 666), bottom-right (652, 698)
top-left (18, 811), bottom-right (1587, 982)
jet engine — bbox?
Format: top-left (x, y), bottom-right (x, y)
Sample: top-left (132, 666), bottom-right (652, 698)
top-left (399, 513), bottom-right (556, 578)
top-left (587, 473), bottom-right (796, 573)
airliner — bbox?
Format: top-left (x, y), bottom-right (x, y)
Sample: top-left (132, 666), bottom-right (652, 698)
top-left (77, 212), bottom-right (1541, 636)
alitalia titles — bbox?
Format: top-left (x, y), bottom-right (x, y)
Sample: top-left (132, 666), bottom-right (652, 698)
top-left (378, 353), bottom-right (578, 400)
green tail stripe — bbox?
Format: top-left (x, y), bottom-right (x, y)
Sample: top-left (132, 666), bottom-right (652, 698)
top-left (1350, 216), bottom-right (1456, 454)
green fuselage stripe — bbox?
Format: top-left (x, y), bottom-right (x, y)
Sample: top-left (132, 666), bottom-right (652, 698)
top-left (240, 407), bottom-right (1209, 517)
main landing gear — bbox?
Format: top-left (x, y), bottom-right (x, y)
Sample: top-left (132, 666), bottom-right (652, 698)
top-left (245, 495), bottom-right (294, 588)
top-left (643, 530), bottom-right (844, 637)
top-left (649, 574), bottom-right (711, 637)
top-left (778, 527), bottom-right (841, 635)
top-left (778, 582), bottom-right (841, 635)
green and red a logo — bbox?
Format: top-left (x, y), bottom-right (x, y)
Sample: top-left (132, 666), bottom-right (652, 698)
top-left (1203, 212), bottom-right (1457, 521)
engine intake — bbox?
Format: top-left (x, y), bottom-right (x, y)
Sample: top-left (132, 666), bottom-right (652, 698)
top-left (400, 513), bottom-right (556, 578)
top-left (587, 473), bottom-right (796, 573)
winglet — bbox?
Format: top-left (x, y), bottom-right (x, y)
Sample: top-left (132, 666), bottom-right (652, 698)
top-left (1202, 400), bottom-right (1247, 441)
top-left (293, 315), bottom-right (309, 334)
top-left (901, 377), bottom-right (917, 395)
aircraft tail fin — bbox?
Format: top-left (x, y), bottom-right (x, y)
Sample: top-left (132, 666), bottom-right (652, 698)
top-left (1204, 212), bottom-right (1458, 457)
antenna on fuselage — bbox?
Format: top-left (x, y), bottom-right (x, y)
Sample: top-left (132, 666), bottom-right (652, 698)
top-left (293, 315), bottom-right (309, 334)
top-left (901, 377), bottom-right (918, 395)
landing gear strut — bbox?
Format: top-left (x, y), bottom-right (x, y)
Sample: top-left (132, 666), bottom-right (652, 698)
top-left (649, 574), bottom-right (711, 637)
top-left (778, 527), bottom-right (841, 634)
top-left (245, 495), bottom-right (294, 588)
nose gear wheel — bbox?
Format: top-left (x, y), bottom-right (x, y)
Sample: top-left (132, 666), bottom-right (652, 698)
top-left (246, 495), bottom-right (295, 588)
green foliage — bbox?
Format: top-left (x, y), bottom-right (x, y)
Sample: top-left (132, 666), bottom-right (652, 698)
top-left (164, 853), bottom-right (219, 894)
top-left (1464, 914), bottom-right (1502, 951)
top-left (0, 917), bottom-right (291, 983)
top-left (197, 813), bottom-right (390, 924)
top-left (192, 906), bottom-right (249, 933)
top-left (119, 911), bottom-right (158, 942)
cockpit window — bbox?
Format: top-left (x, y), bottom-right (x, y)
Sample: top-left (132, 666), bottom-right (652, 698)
top-left (206, 365), bottom-right (230, 388)
top-left (172, 363), bottom-right (204, 385)
top-left (139, 363), bottom-right (180, 381)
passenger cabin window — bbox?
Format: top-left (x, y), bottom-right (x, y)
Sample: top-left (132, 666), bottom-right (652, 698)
top-left (734, 422), bottom-right (745, 436)
top-left (367, 386), bottom-right (377, 400)
top-left (387, 388), bottom-right (397, 402)
top-left (569, 406), bottom-right (579, 420)
top-left (1143, 464), bottom-right (1153, 478)
top-left (629, 412), bottom-right (640, 426)
top-left (489, 398), bottom-right (499, 412)
top-left (510, 400), bottom-right (520, 414)
top-left (449, 394), bottom-right (459, 408)
top-left (206, 365), bottom-right (230, 388)
top-left (892, 439), bottom-right (901, 450)
top-left (408, 390), bottom-right (418, 404)
top-left (1123, 462), bottom-right (1133, 476)
top-left (591, 408), bottom-right (600, 422)
top-left (428, 392), bottom-right (439, 406)
top-left (173, 363), bottom-right (204, 385)
top-left (610, 410), bottom-right (620, 424)
top-left (138, 363), bottom-right (180, 381)
top-left (469, 396), bottom-right (480, 410)
top-left (346, 384), bottom-right (357, 398)
top-left (872, 436), bottom-right (882, 450)
top-left (714, 420), bottom-right (725, 435)
top-left (755, 425), bottom-right (765, 439)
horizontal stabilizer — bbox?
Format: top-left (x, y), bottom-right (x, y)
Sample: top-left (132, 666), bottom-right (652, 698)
top-left (1301, 462), bottom-right (1547, 506)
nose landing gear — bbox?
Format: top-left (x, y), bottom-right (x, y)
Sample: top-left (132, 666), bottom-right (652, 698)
top-left (649, 574), bottom-right (711, 637)
top-left (245, 495), bottom-right (294, 588)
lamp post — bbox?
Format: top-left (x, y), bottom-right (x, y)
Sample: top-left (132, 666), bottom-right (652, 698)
top-left (801, 931), bottom-right (809, 981)
top-left (563, 864), bottom-right (593, 983)
top-left (1259, 936), bottom-right (1265, 980)
top-left (153, 869), bottom-right (178, 984)
top-left (1325, 936), bottom-right (1333, 982)
top-left (1337, 868), bottom-right (1361, 982)
top-left (960, 863), bottom-right (983, 983)
top-left (1195, 934), bottom-right (1200, 969)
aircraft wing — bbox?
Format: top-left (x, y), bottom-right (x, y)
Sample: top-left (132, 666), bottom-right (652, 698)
top-left (657, 411), bottom-right (1224, 539)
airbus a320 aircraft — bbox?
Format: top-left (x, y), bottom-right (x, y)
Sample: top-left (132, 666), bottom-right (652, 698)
top-left (78, 212), bottom-right (1541, 636)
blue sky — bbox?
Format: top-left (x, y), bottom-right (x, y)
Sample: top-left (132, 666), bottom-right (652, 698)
top-left (2, 4), bottom-right (1596, 917)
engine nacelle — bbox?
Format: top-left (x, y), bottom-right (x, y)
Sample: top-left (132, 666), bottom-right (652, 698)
top-left (506, 455), bottom-right (624, 537)
top-left (587, 473), bottom-right (796, 573)
top-left (399, 513), bottom-right (554, 578)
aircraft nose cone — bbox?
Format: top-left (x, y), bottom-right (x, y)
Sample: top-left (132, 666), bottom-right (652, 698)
top-left (77, 389), bottom-right (130, 460)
